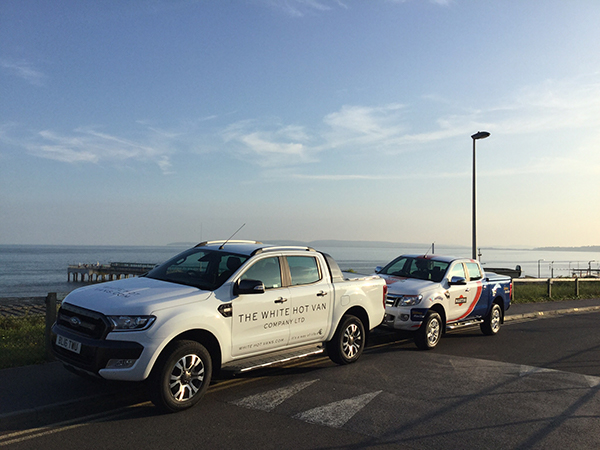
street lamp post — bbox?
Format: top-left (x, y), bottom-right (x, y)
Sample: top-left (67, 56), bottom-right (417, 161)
top-left (538, 259), bottom-right (544, 278)
top-left (471, 131), bottom-right (490, 260)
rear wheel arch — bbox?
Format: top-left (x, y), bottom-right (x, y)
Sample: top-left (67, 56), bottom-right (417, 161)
top-left (481, 300), bottom-right (503, 336)
top-left (341, 306), bottom-right (370, 334)
top-left (326, 314), bottom-right (366, 365)
top-left (494, 297), bottom-right (506, 324)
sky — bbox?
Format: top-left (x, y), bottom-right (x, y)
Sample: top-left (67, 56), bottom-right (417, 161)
top-left (1, 0), bottom-right (599, 248)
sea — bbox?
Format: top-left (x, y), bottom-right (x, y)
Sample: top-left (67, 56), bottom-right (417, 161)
top-left (1, 243), bottom-right (599, 299)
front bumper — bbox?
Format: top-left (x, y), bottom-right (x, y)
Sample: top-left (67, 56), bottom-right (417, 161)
top-left (382, 308), bottom-right (429, 330)
top-left (52, 324), bottom-right (144, 378)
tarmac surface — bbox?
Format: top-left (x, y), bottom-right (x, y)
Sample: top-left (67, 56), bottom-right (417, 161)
top-left (2, 297), bottom-right (600, 432)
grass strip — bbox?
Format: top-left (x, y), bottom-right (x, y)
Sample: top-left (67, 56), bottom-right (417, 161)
top-left (0, 314), bottom-right (47, 369)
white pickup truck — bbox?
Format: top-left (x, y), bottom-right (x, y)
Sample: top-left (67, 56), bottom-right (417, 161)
top-left (376, 254), bottom-right (512, 350)
top-left (52, 241), bottom-right (387, 412)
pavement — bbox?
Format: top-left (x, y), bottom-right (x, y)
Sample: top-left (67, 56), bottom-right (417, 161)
top-left (0, 297), bottom-right (47, 317)
top-left (2, 297), bottom-right (600, 431)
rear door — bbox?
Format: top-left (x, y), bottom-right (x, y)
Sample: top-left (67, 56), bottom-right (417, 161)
top-left (463, 262), bottom-right (486, 317)
top-left (286, 255), bottom-right (333, 345)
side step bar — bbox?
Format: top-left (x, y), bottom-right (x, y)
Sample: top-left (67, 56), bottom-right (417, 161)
top-left (221, 344), bottom-right (324, 374)
top-left (446, 319), bottom-right (483, 330)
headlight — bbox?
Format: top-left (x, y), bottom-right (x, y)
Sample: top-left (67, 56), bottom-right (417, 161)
top-left (399, 295), bottom-right (423, 306)
top-left (108, 315), bottom-right (156, 331)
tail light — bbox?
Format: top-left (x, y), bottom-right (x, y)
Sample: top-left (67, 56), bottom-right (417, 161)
top-left (383, 284), bottom-right (388, 308)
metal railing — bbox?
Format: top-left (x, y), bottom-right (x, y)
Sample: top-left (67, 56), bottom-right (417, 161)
top-left (513, 277), bottom-right (600, 301)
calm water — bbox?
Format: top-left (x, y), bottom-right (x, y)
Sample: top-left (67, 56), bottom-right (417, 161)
top-left (1, 244), bottom-right (599, 298)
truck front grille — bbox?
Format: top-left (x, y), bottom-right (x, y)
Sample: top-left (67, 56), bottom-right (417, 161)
top-left (56, 302), bottom-right (111, 339)
top-left (386, 294), bottom-right (404, 308)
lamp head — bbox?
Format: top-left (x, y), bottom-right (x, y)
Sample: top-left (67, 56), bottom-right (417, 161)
top-left (471, 131), bottom-right (490, 140)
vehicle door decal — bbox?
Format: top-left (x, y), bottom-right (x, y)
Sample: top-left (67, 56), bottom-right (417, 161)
top-left (453, 281), bottom-right (483, 321)
top-left (455, 295), bottom-right (467, 305)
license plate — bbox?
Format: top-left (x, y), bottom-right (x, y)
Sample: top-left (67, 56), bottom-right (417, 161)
top-left (56, 334), bottom-right (82, 354)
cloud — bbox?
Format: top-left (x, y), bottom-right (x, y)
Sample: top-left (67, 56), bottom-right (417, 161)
top-left (222, 121), bottom-right (315, 167)
top-left (261, 0), bottom-right (343, 17)
top-left (12, 126), bottom-right (175, 174)
top-left (218, 73), bottom-right (600, 182)
top-left (500, 77), bottom-right (600, 133)
top-left (221, 102), bottom-right (453, 169)
top-left (321, 103), bottom-right (453, 152)
top-left (264, 0), bottom-right (449, 16)
top-left (5, 75), bottom-right (599, 180)
top-left (0, 59), bottom-right (46, 86)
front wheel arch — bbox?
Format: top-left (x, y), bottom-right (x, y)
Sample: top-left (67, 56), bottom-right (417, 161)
top-left (428, 304), bottom-right (447, 334)
top-left (414, 311), bottom-right (442, 350)
top-left (148, 340), bottom-right (213, 413)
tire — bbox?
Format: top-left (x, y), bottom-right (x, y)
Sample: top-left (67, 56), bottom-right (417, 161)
top-left (481, 303), bottom-right (502, 336)
top-left (414, 311), bottom-right (442, 350)
top-left (326, 314), bottom-right (365, 365)
top-left (149, 340), bottom-right (212, 413)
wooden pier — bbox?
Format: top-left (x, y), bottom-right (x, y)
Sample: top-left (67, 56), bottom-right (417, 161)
top-left (68, 262), bottom-right (157, 283)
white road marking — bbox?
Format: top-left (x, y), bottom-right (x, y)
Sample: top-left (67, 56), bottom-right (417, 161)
top-left (584, 375), bottom-right (600, 387)
top-left (519, 364), bottom-right (559, 376)
top-left (293, 391), bottom-right (382, 428)
top-left (231, 379), bottom-right (319, 411)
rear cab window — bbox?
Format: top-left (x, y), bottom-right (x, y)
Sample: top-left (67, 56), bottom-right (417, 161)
top-left (286, 256), bottom-right (321, 286)
top-left (465, 262), bottom-right (482, 281)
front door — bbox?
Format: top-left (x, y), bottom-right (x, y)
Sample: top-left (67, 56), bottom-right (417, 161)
top-left (231, 256), bottom-right (291, 357)
top-left (446, 262), bottom-right (482, 323)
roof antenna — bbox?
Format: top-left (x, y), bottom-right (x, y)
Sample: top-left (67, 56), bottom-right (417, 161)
top-left (219, 223), bottom-right (246, 249)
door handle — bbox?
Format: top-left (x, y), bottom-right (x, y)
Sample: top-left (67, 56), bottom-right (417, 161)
top-left (317, 291), bottom-right (328, 297)
top-left (274, 297), bottom-right (288, 304)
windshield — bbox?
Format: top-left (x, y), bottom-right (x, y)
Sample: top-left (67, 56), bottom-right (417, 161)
top-left (379, 256), bottom-right (449, 283)
top-left (146, 248), bottom-right (249, 291)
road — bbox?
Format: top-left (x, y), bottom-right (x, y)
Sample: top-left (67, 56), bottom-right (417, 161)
top-left (2, 311), bottom-right (600, 449)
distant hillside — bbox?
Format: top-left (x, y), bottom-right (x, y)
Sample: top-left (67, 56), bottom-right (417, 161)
top-left (534, 246), bottom-right (600, 252)
top-left (270, 240), bottom-right (428, 249)
top-left (167, 239), bottom-right (435, 249)
top-left (166, 240), bottom-right (600, 253)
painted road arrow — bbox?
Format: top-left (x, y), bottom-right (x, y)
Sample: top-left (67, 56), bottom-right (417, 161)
top-left (293, 391), bottom-right (382, 428)
top-left (230, 379), bottom-right (319, 412)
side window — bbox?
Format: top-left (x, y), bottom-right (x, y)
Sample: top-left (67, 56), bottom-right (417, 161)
top-left (240, 257), bottom-right (282, 289)
top-left (448, 263), bottom-right (466, 280)
top-left (430, 261), bottom-right (449, 282)
top-left (217, 255), bottom-right (243, 278)
top-left (383, 257), bottom-right (409, 276)
top-left (287, 256), bottom-right (321, 286)
top-left (465, 262), bottom-right (482, 281)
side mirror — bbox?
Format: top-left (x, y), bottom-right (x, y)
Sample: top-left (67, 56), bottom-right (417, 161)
top-left (234, 279), bottom-right (265, 295)
top-left (375, 266), bottom-right (382, 274)
top-left (449, 276), bottom-right (467, 286)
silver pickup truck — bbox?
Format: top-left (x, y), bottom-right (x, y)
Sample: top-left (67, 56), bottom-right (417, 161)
top-left (377, 254), bottom-right (512, 350)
